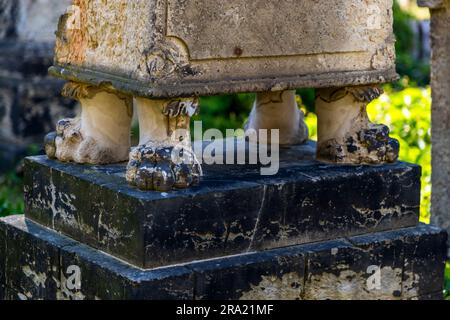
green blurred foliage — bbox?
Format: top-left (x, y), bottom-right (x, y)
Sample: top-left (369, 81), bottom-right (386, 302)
top-left (194, 94), bottom-right (255, 134)
top-left (0, 172), bottom-right (24, 217)
top-left (302, 84), bottom-right (432, 223)
top-left (0, 143), bottom-right (41, 217)
top-left (297, 88), bottom-right (316, 113)
top-left (368, 85), bottom-right (431, 223)
top-left (393, 1), bottom-right (430, 87)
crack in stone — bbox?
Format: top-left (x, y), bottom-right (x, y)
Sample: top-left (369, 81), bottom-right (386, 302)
top-left (247, 185), bottom-right (267, 252)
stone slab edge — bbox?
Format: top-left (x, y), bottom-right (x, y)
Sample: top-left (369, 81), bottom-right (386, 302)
top-left (49, 65), bottom-right (399, 99)
top-left (0, 215), bottom-right (447, 300)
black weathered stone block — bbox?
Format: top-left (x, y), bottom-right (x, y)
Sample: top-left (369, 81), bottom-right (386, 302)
top-left (0, 216), bottom-right (193, 300)
top-left (59, 242), bottom-right (194, 300)
top-left (24, 145), bottom-right (421, 268)
top-left (401, 224), bottom-right (448, 297)
top-left (0, 284), bottom-right (5, 300)
top-left (301, 239), bottom-right (384, 300)
top-left (304, 231), bottom-right (410, 299)
top-left (0, 217), bottom-right (6, 291)
top-left (302, 225), bottom-right (448, 300)
top-left (0, 216), bottom-right (446, 300)
top-left (340, 229), bottom-right (408, 299)
top-left (3, 287), bottom-right (27, 300)
top-left (193, 226), bottom-right (447, 300)
top-left (191, 247), bottom-right (305, 300)
top-left (0, 215), bottom-right (75, 300)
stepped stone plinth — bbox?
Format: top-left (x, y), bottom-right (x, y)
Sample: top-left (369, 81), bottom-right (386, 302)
top-left (0, 215), bottom-right (446, 300)
top-left (0, 0), bottom-right (448, 300)
top-left (0, 142), bottom-right (443, 300)
top-left (24, 144), bottom-right (420, 269)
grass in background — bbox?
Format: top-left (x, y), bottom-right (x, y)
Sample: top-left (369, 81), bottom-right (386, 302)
top-left (0, 143), bottom-right (40, 217)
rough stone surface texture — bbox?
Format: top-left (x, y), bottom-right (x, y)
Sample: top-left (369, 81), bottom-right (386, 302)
top-left (316, 86), bottom-right (399, 164)
top-left (24, 143), bottom-right (421, 268)
top-left (51, 0), bottom-right (397, 98)
top-left (0, 215), bottom-right (446, 300)
top-left (419, 0), bottom-right (450, 253)
top-left (126, 96), bottom-right (201, 191)
top-left (44, 82), bottom-right (133, 165)
top-left (245, 90), bottom-right (309, 146)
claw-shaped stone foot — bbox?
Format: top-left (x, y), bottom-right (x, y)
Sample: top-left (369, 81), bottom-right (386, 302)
top-left (126, 145), bottom-right (201, 191)
top-left (126, 96), bottom-right (202, 191)
top-left (45, 117), bottom-right (82, 161)
top-left (44, 82), bottom-right (133, 164)
top-left (318, 123), bottom-right (400, 164)
top-left (316, 86), bottom-right (400, 164)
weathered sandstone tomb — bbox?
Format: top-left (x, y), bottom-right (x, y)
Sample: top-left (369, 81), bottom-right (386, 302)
top-left (45, 0), bottom-right (400, 191)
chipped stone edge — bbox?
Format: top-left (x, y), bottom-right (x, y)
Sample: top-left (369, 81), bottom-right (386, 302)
top-left (49, 65), bottom-right (399, 99)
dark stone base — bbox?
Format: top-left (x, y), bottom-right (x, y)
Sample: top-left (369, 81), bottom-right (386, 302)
top-left (0, 216), bottom-right (446, 300)
top-left (24, 148), bottom-right (421, 268)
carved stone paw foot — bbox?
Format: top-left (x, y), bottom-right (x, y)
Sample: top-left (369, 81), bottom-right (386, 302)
top-left (45, 117), bottom-right (91, 163)
top-left (44, 119), bottom-right (81, 159)
top-left (126, 145), bottom-right (201, 191)
top-left (130, 96), bottom-right (201, 191)
top-left (45, 82), bottom-right (133, 164)
top-left (359, 124), bottom-right (400, 163)
top-left (318, 123), bottom-right (400, 164)
top-left (45, 117), bottom-right (81, 161)
top-left (316, 86), bottom-right (399, 165)
top-left (45, 117), bottom-right (129, 164)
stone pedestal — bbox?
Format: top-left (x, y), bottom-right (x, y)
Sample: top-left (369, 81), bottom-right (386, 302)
top-left (0, 0), bottom-right (447, 300)
top-left (0, 216), bottom-right (446, 300)
top-left (24, 150), bottom-right (421, 269)
top-left (1, 143), bottom-right (448, 300)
